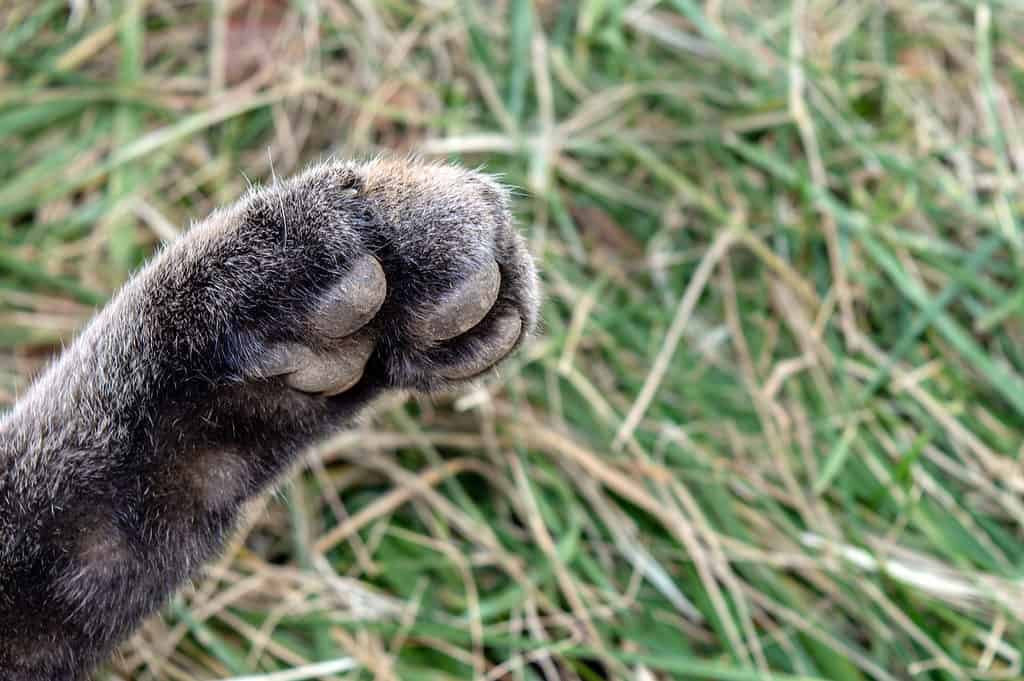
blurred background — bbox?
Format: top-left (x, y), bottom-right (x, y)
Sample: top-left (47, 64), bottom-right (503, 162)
top-left (3, 1), bottom-right (1024, 679)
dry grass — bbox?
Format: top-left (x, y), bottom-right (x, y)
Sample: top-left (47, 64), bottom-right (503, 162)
top-left (3, 1), bottom-right (1024, 680)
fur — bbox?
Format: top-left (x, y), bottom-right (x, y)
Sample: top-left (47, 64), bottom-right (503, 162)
top-left (0, 158), bottom-right (540, 680)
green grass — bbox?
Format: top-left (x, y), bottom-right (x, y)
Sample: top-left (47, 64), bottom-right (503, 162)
top-left (3, 1), bottom-right (1024, 680)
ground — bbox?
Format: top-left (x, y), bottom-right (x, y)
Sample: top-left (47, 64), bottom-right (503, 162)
top-left (2, 2), bottom-right (1024, 680)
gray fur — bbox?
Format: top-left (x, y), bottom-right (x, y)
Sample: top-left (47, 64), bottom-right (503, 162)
top-left (0, 158), bottom-right (540, 680)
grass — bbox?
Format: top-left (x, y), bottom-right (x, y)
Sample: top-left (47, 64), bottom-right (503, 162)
top-left (3, 1), bottom-right (1024, 679)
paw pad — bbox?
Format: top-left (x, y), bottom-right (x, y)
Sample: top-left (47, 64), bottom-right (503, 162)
top-left (276, 331), bottom-right (376, 396)
top-left (310, 256), bottom-right (386, 339)
top-left (413, 260), bottom-right (501, 341)
top-left (440, 313), bottom-right (522, 380)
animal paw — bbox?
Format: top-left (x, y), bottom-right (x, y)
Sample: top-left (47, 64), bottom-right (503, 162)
top-left (248, 159), bottom-right (540, 397)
